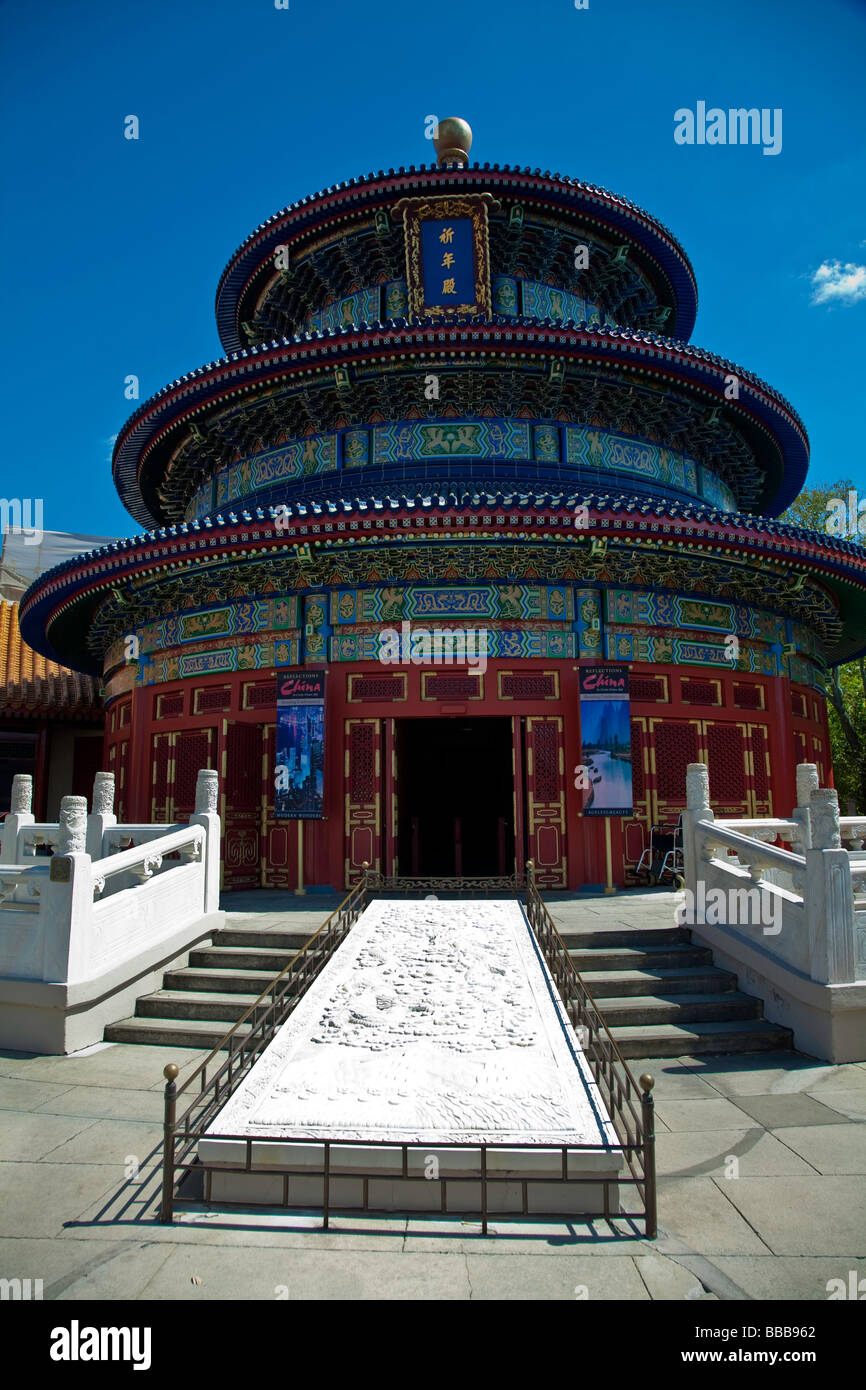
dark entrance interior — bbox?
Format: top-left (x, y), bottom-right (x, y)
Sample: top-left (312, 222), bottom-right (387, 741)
top-left (396, 716), bottom-right (515, 877)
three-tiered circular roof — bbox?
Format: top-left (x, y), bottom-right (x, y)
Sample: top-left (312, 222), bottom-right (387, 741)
top-left (21, 130), bottom-right (866, 674)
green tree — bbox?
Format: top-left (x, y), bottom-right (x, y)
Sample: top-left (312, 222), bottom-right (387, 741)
top-left (780, 479), bottom-right (866, 811)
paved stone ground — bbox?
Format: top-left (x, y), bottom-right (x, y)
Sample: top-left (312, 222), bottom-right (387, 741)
top-left (0, 888), bottom-right (864, 1301)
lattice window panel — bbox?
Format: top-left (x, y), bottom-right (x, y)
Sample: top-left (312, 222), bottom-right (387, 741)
top-left (751, 725), bottom-right (770, 803)
top-left (706, 724), bottom-right (747, 804)
top-left (500, 674), bottom-right (557, 699)
top-left (156, 692), bottom-right (184, 719)
top-left (734, 683), bottom-right (764, 710)
top-left (533, 720), bottom-right (560, 803)
top-left (791, 691), bottom-right (808, 718)
top-left (654, 722), bottom-right (699, 801)
top-left (350, 675), bottom-right (407, 701)
top-left (174, 731), bottom-right (213, 814)
top-left (226, 723), bottom-right (262, 810)
top-left (631, 724), bottom-right (646, 803)
top-left (349, 723), bottom-right (376, 804)
top-left (794, 731), bottom-right (807, 763)
top-left (811, 736), bottom-right (825, 786)
top-left (151, 734), bottom-right (171, 823)
top-left (424, 675), bottom-right (481, 700)
top-left (681, 679), bottom-right (719, 706)
top-left (244, 682), bottom-right (277, 709)
top-left (118, 701), bottom-right (131, 727)
top-left (630, 677), bottom-right (666, 702)
top-left (195, 686), bottom-right (231, 713)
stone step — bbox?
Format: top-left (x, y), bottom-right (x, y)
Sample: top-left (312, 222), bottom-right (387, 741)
top-left (581, 966), bottom-right (737, 998)
top-left (609, 1018), bottom-right (793, 1058)
top-left (569, 944), bottom-right (713, 972)
top-left (556, 925), bottom-right (689, 949)
top-left (189, 945), bottom-right (316, 973)
top-left (163, 966), bottom-right (281, 995)
top-left (104, 1015), bottom-right (253, 1050)
top-left (135, 989), bottom-right (263, 1023)
top-left (595, 991), bottom-right (762, 1029)
top-left (214, 929), bottom-right (311, 951)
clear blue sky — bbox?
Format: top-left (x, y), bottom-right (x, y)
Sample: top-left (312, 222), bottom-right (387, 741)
top-left (1, 0), bottom-right (864, 539)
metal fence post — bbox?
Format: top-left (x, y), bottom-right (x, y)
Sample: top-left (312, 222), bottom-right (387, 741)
top-left (640, 1073), bottom-right (657, 1238)
top-left (160, 1062), bottom-right (179, 1223)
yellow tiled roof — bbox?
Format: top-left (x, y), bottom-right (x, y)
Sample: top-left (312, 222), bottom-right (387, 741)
top-left (0, 600), bottom-right (101, 717)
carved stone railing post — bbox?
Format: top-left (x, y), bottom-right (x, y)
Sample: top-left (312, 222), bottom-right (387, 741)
top-left (810, 789), bottom-right (841, 850)
top-left (792, 763), bottom-right (819, 849)
top-left (802, 787), bottom-right (854, 984)
top-left (56, 796), bottom-right (87, 856)
top-left (1, 773), bottom-right (35, 864)
top-left (43, 796), bottom-right (93, 983)
top-left (683, 762), bottom-right (713, 901)
top-left (189, 769), bottom-right (221, 914)
top-left (86, 771), bottom-right (117, 859)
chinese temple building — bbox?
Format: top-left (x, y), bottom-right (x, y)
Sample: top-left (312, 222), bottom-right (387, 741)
top-left (19, 119), bottom-right (866, 891)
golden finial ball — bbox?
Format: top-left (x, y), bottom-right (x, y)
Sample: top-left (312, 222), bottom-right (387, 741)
top-left (433, 117), bottom-right (473, 167)
top-left (639, 1073), bottom-right (655, 1092)
top-left (164, 1063), bottom-right (179, 1082)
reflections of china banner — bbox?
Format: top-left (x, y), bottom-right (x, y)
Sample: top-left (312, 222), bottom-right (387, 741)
top-left (578, 665), bottom-right (633, 817)
top-left (275, 670), bottom-right (325, 820)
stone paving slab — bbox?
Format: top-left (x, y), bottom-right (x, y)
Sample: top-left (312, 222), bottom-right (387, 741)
top-left (37, 1118), bottom-right (164, 1168)
top-left (727, 1093), bottom-right (851, 1129)
top-left (0, 1111), bottom-right (100, 1162)
top-left (808, 1088), bottom-right (866, 1121)
top-left (717, 1176), bottom-right (866, 1257)
top-left (33, 1084), bottom-right (167, 1122)
top-left (0, 1161), bottom-right (123, 1238)
top-left (654, 1176), bottom-right (771, 1255)
top-left (462, 1252), bottom-right (651, 1300)
top-left (654, 1097), bottom-right (759, 1132)
top-left (712, 1255), bottom-right (866, 1302)
top-left (0, 1077), bottom-right (74, 1112)
top-left (769, 1123), bottom-right (866, 1175)
top-left (655, 1128), bottom-right (816, 1179)
top-left (137, 1243), bottom-right (473, 1300)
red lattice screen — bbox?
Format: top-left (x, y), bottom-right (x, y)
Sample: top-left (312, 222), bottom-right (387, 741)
top-left (174, 731), bottom-right (213, 813)
top-left (751, 725), bottom-right (770, 804)
top-left (156, 692), bottom-right (184, 718)
top-left (654, 723), bottom-right (699, 801)
top-left (705, 724), bottom-right (747, 805)
top-left (351, 676), bottom-right (405, 701)
top-left (500, 674), bottom-right (557, 699)
top-left (631, 725), bottom-right (645, 803)
top-left (246, 683), bottom-right (277, 707)
top-left (734, 683), bottom-right (763, 709)
top-left (630, 677), bottom-right (666, 702)
top-left (196, 687), bottom-right (231, 712)
top-left (681, 680), bottom-right (718, 705)
top-left (226, 723), bottom-right (262, 811)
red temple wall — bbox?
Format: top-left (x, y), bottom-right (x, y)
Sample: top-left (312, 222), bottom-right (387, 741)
top-left (103, 663), bottom-right (832, 893)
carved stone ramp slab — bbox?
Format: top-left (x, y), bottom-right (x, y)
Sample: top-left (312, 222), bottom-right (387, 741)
top-left (199, 899), bottom-right (624, 1214)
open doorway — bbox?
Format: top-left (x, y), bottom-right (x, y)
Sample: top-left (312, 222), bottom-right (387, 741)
top-left (395, 716), bottom-right (515, 877)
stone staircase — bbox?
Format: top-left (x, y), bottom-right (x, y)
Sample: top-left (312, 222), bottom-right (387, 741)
top-left (104, 924), bottom-right (314, 1050)
top-left (105, 912), bottom-right (793, 1057)
top-left (562, 922), bottom-right (792, 1057)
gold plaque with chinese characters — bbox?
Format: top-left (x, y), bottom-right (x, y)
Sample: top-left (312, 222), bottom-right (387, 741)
top-left (393, 194), bottom-right (498, 319)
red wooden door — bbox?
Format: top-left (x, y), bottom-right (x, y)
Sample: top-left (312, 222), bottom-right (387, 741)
top-left (525, 715), bottom-right (567, 888)
top-left (222, 720), bottom-right (264, 889)
top-left (344, 717), bottom-right (382, 888)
